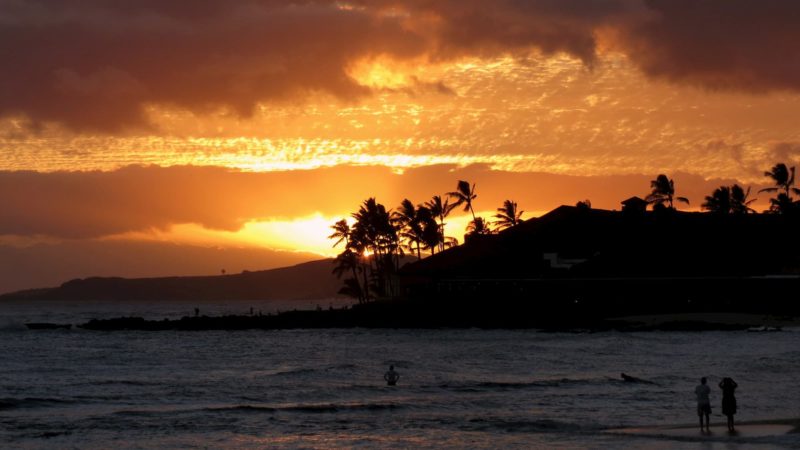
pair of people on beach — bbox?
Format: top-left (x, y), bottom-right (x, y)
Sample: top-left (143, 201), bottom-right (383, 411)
top-left (696, 376), bottom-right (738, 432)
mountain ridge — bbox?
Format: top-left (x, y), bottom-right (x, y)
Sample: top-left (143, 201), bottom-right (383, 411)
top-left (0, 258), bottom-right (344, 302)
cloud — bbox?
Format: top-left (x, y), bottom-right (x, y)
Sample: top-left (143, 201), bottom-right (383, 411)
top-left (771, 142), bottom-right (800, 166)
top-left (0, 164), bottom-right (767, 239)
top-left (3, 1), bottom-right (798, 132)
top-left (0, 1), bottom-right (423, 131)
top-left (618, 0), bottom-right (800, 92)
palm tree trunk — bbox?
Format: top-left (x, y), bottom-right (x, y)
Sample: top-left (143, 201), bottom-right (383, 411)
top-left (361, 263), bottom-right (370, 302)
top-left (351, 265), bottom-right (362, 304)
top-left (438, 217), bottom-right (445, 252)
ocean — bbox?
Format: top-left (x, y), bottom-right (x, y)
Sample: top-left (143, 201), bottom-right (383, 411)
top-left (2, 300), bottom-right (800, 449)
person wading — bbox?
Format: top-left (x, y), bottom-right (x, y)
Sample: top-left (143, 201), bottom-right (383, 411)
top-left (384, 365), bottom-right (400, 386)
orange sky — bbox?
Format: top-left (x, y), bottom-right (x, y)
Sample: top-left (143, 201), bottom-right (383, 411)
top-left (2, 1), bottom-right (800, 292)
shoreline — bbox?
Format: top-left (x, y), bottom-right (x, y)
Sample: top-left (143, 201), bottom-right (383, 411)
top-left (607, 417), bottom-right (800, 437)
top-left (54, 308), bottom-right (800, 331)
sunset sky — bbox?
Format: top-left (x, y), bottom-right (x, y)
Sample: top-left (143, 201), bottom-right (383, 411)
top-left (2, 0), bottom-right (800, 292)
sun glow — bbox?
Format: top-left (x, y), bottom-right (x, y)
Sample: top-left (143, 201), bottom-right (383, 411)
top-left (347, 56), bottom-right (438, 90)
top-left (105, 214), bottom-right (346, 257)
top-left (99, 209), bottom-right (553, 259)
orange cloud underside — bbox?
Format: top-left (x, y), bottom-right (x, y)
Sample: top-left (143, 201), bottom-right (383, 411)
top-left (3, 54), bottom-right (799, 183)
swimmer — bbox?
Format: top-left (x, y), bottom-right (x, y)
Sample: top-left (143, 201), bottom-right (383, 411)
top-left (384, 365), bottom-right (400, 386)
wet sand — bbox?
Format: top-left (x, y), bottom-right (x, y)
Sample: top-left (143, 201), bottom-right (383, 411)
top-left (608, 418), bottom-right (800, 439)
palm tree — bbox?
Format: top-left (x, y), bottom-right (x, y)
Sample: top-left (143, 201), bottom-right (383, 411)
top-left (493, 200), bottom-right (523, 230)
top-left (392, 199), bottom-right (425, 259)
top-left (417, 206), bottom-right (442, 255)
top-left (646, 174), bottom-right (689, 209)
top-left (425, 195), bottom-right (455, 252)
top-left (760, 163), bottom-right (800, 199)
top-left (337, 278), bottom-right (363, 302)
top-left (448, 180), bottom-right (478, 222)
top-left (466, 217), bottom-right (491, 235)
top-left (328, 219), bottom-right (351, 248)
top-left (702, 186), bottom-right (732, 215)
top-left (767, 193), bottom-right (798, 215)
top-left (351, 198), bottom-right (400, 297)
top-left (332, 249), bottom-right (364, 303)
top-left (703, 184), bottom-right (755, 215)
top-left (730, 185), bottom-right (756, 215)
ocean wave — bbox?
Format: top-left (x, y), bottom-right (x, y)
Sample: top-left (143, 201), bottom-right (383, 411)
top-left (463, 417), bottom-right (593, 434)
top-left (89, 379), bottom-right (162, 387)
top-left (0, 319), bottom-right (27, 332)
top-left (263, 363), bottom-right (358, 377)
top-left (0, 397), bottom-right (75, 410)
top-left (204, 401), bottom-right (401, 414)
top-left (439, 377), bottom-right (606, 392)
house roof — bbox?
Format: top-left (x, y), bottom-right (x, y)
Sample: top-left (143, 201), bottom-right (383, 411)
top-left (621, 196), bottom-right (648, 206)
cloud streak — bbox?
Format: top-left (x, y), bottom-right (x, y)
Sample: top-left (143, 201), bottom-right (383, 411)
top-left (2, 1), bottom-right (799, 131)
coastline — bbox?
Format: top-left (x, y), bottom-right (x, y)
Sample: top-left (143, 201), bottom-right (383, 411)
top-left (66, 305), bottom-right (800, 331)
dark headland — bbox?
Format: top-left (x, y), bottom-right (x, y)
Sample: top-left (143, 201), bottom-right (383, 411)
top-left (2, 259), bottom-right (345, 302)
top-left (12, 203), bottom-right (798, 331)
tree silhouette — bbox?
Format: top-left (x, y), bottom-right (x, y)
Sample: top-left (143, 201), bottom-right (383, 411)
top-left (703, 184), bottom-right (755, 215)
top-left (425, 195), bottom-right (455, 252)
top-left (351, 198), bottom-right (400, 298)
top-left (337, 277), bottom-right (363, 301)
top-left (646, 174), bottom-right (689, 209)
top-left (730, 185), bottom-right (756, 215)
top-left (493, 199), bottom-right (523, 230)
top-left (392, 199), bottom-right (433, 259)
top-left (466, 217), bottom-right (491, 235)
top-left (702, 186), bottom-right (732, 215)
top-left (760, 163), bottom-right (799, 197)
top-left (332, 249), bottom-right (364, 303)
top-left (328, 219), bottom-right (351, 248)
top-left (448, 180), bottom-right (478, 222)
top-left (767, 193), bottom-right (798, 215)
top-left (417, 206), bottom-right (442, 256)
top-left (758, 163), bottom-right (800, 215)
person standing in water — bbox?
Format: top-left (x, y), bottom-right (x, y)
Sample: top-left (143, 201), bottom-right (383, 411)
top-left (695, 377), bottom-right (711, 432)
top-left (384, 365), bottom-right (400, 386)
top-left (719, 377), bottom-right (738, 431)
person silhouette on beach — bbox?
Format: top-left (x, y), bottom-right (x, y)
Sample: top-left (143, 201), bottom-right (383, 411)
top-left (384, 365), bottom-right (400, 386)
top-left (695, 377), bottom-right (711, 432)
top-left (719, 377), bottom-right (738, 432)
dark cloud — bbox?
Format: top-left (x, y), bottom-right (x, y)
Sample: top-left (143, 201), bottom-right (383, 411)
top-left (1, 0), bottom-right (798, 132)
top-left (771, 142), bottom-right (800, 166)
top-left (620, 0), bottom-right (800, 92)
top-left (0, 1), bottom-right (423, 131)
top-left (0, 164), bottom-right (764, 239)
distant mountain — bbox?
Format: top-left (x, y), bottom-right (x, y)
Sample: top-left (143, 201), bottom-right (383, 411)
top-left (0, 239), bottom-right (323, 294)
top-left (0, 259), bottom-right (345, 302)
